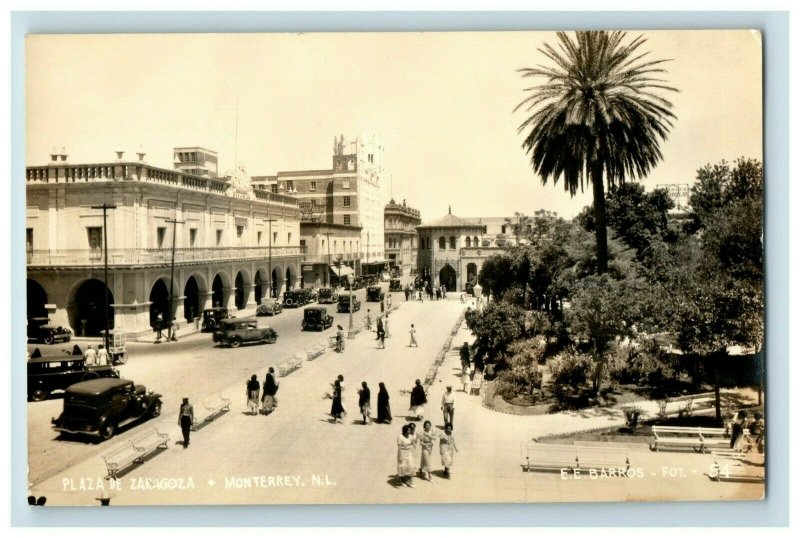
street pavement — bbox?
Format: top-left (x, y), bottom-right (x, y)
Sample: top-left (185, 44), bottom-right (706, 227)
top-left (28, 290), bottom-right (763, 506)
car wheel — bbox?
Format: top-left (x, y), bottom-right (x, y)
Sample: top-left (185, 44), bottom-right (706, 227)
top-left (100, 422), bottom-right (116, 441)
top-left (150, 401), bottom-right (162, 418)
top-left (115, 352), bottom-right (128, 365)
top-left (230, 337), bottom-right (242, 348)
top-left (43, 335), bottom-right (55, 345)
top-left (268, 336), bottom-right (277, 344)
top-left (82, 371), bottom-right (99, 381)
top-left (30, 389), bottom-right (48, 402)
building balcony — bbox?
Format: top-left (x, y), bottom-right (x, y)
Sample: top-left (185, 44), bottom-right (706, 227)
top-left (26, 246), bottom-right (303, 269)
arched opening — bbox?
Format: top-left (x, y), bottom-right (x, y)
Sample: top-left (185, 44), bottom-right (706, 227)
top-left (449, 236), bottom-right (456, 249)
top-left (271, 268), bottom-right (280, 298)
top-left (439, 264), bottom-right (457, 292)
top-left (465, 237), bottom-right (471, 248)
top-left (183, 276), bottom-right (200, 322)
top-left (149, 279), bottom-right (171, 327)
top-left (235, 271), bottom-right (246, 309)
top-left (285, 267), bottom-right (294, 291)
top-left (466, 263), bottom-right (478, 284)
top-left (254, 271), bottom-right (264, 304)
top-left (473, 236), bottom-right (479, 246)
top-left (438, 236), bottom-right (446, 250)
top-left (27, 278), bottom-right (48, 320)
top-left (68, 279), bottom-right (114, 336)
top-left (212, 274), bottom-right (225, 308)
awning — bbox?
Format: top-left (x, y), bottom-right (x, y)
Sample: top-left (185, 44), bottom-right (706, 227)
top-left (329, 265), bottom-right (354, 277)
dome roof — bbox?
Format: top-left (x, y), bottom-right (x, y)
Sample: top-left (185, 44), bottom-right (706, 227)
top-left (417, 211), bottom-right (484, 230)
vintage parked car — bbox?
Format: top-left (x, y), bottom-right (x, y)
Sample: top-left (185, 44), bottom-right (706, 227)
top-left (28, 352), bottom-right (120, 402)
top-left (389, 278), bottom-right (402, 292)
top-left (337, 294), bottom-right (362, 313)
top-left (213, 318), bottom-right (278, 348)
top-left (27, 317), bottom-right (72, 345)
top-left (201, 307), bottom-right (231, 332)
top-left (366, 286), bottom-right (385, 302)
top-left (52, 378), bottom-right (162, 441)
top-left (301, 307), bottom-right (334, 332)
top-left (256, 298), bottom-right (283, 316)
top-left (317, 287), bottom-right (339, 304)
top-left (283, 289), bottom-right (311, 308)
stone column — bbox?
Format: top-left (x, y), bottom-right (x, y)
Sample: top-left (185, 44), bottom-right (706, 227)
top-left (223, 287), bottom-right (237, 311)
top-left (200, 291), bottom-right (214, 314)
top-left (243, 284), bottom-right (257, 308)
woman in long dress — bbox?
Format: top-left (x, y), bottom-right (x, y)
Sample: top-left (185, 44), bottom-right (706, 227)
top-left (409, 379), bottom-right (427, 420)
top-left (330, 380), bottom-right (345, 424)
top-left (439, 424), bottom-right (458, 478)
top-left (376, 382), bottom-right (392, 424)
top-left (418, 420), bottom-right (437, 481)
top-left (396, 425), bottom-right (415, 488)
top-left (246, 374), bottom-right (260, 415)
top-left (358, 381), bottom-right (371, 425)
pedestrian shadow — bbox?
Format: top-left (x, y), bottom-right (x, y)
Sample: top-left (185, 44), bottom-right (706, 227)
top-left (191, 410), bottom-right (230, 432)
top-left (240, 411), bottom-right (260, 417)
top-left (109, 445), bottom-right (170, 479)
top-left (386, 475), bottom-right (407, 488)
top-left (430, 470), bottom-right (449, 479)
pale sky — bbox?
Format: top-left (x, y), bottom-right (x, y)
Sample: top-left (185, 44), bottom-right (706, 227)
top-left (26, 30), bottom-right (762, 220)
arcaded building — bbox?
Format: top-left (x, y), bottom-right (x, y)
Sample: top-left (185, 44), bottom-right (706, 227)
top-left (416, 208), bottom-right (506, 292)
top-left (384, 198), bottom-right (420, 276)
top-left (26, 148), bottom-right (302, 338)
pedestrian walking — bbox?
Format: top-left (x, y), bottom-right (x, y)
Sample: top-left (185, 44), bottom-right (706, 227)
top-left (419, 420), bottom-right (437, 481)
top-left (335, 325), bottom-right (345, 353)
top-left (246, 374), bottom-right (260, 415)
top-left (365, 309), bottom-right (373, 330)
top-left (376, 317), bottom-right (386, 349)
top-left (179, 397), bottom-right (194, 448)
top-left (460, 293), bottom-right (465, 304)
top-left (377, 382), bottom-right (392, 424)
top-left (408, 324), bottom-right (418, 347)
top-left (404, 287), bottom-right (410, 301)
top-left (358, 382), bottom-right (371, 425)
top-left (261, 367), bottom-right (279, 414)
top-left (409, 379), bottom-right (427, 420)
top-left (155, 312), bottom-right (164, 340)
top-left (461, 367), bottom-right (471, 393)
top-left (384, 313), bottom-right (391, 338)
top-left (441, 385), bottom-right (456, 429)
top-left (439, 424), bottom-right (458, 478)
top-left (397, 425), bottom-right (416, 488)
top-left (459, 342), bottom-right (471, 371)
top-left (84, 344), bottom-right (97, 366)
top-left (96, 344), bottom-right (109, 366)
top-left (730, 410), bottom-right (748, 451)
top-left (329, 380), bottom-right (345, 424)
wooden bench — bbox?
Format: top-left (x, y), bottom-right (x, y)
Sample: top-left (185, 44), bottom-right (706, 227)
top-left (102, 428), bottom-right (169, 479)
top-left (709, 449), bottom-right (764, 482)
top-left (423, 365), bottom-right (438, 387)
top-left (521, 441), bottom-right (631, 474)
top-left (651, 426), bottom-right (730, 453)
top-left (656, 392), bottom-right (716, 419)
top-left (305, 342), bottom-right (326, 361)
top-left (277, 354), bottom-right (304, 377)
top-left (192, 395), bottom-right (231, 430)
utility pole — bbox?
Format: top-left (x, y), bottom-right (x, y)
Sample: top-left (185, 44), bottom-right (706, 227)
top-left (90, 203), bottom-right (116, 349)
top-left (166, 215), bottom-right (185, 341)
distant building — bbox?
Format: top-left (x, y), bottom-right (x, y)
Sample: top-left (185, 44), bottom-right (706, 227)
top-left (252, 134), bottom-right (389, 285)
top-left (657, 183), bottom-right (691, 213)
top-left (173, 146), bottom-right (218, 178)
top-left (26, 148), bottom-right (301, 338)
top-left (416, 208), bottom-right (504, 291)
top-left (384, 198), bottom-right (421, 276)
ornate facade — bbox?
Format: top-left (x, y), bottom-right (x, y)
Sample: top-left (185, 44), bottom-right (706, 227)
top-left (384, 198), bottom-right (420, 276)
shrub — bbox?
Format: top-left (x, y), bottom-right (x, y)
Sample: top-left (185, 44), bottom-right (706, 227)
top-left (547, 347), bottom-right (592, 388)
top-left (624, 405), bottom-right (644, 429)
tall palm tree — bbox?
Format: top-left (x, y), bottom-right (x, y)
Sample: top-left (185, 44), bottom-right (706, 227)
top-left (516, 31), bottom-right (677, 273)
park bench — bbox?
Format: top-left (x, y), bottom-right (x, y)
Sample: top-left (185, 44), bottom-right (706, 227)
top-left (709, 449), bottom-right (764, 482)
top-left (277, 354), bottom-right (304, 377)
top-left (423, 365), bottom-right (438, 387)
top-left (651, 426), bottom-right (730, 453)
top-left (521, 441), bottom-right (631, 474)
top-left (657, 392), bottom-right (716, 419)
top-left (305, 342), bottom-right (326, 361)
top-left (102, 427), bottom-right (169, 479)
top-left (192, 395), bottom-right (231, 430)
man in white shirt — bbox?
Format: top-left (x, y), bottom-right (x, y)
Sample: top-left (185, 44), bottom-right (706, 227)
top-left (83, 344), bottom-right (97, 366)
top-left (441, 386), bottom-right (455, 430)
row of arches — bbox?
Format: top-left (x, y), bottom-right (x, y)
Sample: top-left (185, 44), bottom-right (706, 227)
top-left (416, 262), bottom-right (478, 292)
top-left (27, 265), bottom-right (301, 336)
top-left (419, 236), bottom-right (481, 250)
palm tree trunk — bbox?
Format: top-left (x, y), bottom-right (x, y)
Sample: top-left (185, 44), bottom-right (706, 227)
top-left (590, 163), bottom-right (609, 273)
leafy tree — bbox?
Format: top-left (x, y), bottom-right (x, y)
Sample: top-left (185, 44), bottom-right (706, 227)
top-left (477, 254), bottom-right (516, 299)
top-left (465, 301), bottom-right (527, 361)
top-left (515, 31), bottom-right (677, 273)
top-left (504, 212), bottom-right (533, 245)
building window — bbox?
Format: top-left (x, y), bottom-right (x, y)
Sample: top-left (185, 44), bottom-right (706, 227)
top-left (501, 225), bottom-right (507, 234)
top-left (190, 228), bottom-right (197, 246)
top-left (334, 240), bottom-right (338, 252)
top-left (271, 184), bottom-right (278, 194)
top-left (343, 214), bottom-right (351, 226)
top-left (342, 180), bottom-right (350, 189)
top-left (216, 230), bottom-right (223, 246)
top-left (439, 236), bottom-right (446, 250)
top-left (287, 232), bottom-right (292, 244)
top-left (474, 236), bottom-right (479, 246)
top-left (257, 231), bottom-right (262, 245)
top-left (300, 239), bottom-right (306, 247)
top-left (343, 196), bottom-right (351, 207)
top-left (157, 227), bottom-right (168, 248)
top-left (465, 237), bottom-right (471, 248)
top-left (310, 181), bottom-right (316, 191)
top-left (87, 227), bottom-right (103, 250)
top-left (236, 225), bottom-right (244, 238)
top-left (449, 236), bottom-right (456, 249)
top-left (26, 228), bottom-right (33, 251)
top-left (286, 180), bottom-right (294, 192)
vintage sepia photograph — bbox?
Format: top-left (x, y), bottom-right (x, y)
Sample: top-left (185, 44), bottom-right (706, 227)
top-left (23, 29), bottom-right (764, 507)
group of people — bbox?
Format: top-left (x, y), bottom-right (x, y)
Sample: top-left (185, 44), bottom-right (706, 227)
top-left (327, 375), bottom-right (393, 425)
top-left (397, 421), bottom-right (458, 487)
top-left (82, 343), bottom-right (109, 366)
top-left (729, 409), bottom-right (765, 454)
top-left (408, 379), bottom-right (457, 431)
top-left (245, 367), bottom-right (280, 415)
